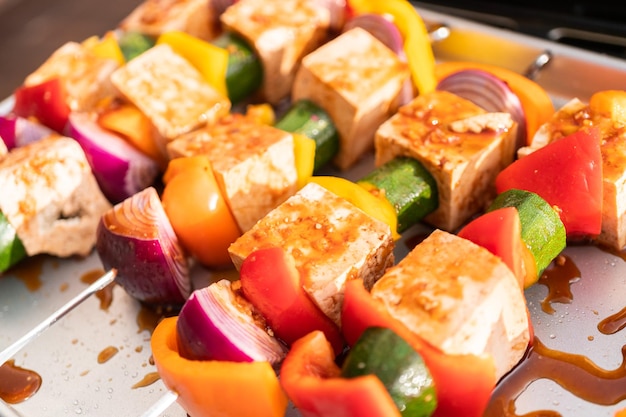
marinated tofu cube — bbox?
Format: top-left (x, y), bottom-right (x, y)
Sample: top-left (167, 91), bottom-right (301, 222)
top-left (0, 135), bottom-right (112, 257)
top-left (24, 41), bottom-right (120, 112)
top-left (292, 27), bottom-right (410, 171)
top-left (229, 181), bottom-right (395, 325)
top-left (119, 0), bottom-right (220, 41)
top-left (375, 90), bottom-right (517, 231)
top-left (110, 43), bottom-right (230, 142)
top-left (167, 114), bottom-right (298, 232)
top-left (220, 0), bottom-right (331, 105)
top-left (371, 229), bottom-right (530, 381)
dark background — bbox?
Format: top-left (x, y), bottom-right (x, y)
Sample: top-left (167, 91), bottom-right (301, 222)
top-left (1, 0), bottom-right (624, 101)
top-left (0, 0), bottom-right (142, 99)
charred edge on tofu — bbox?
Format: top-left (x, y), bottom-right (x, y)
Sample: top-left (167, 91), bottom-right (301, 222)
top-left (212, 32), bottom-right (263, 104)
top-left (358, 157), bottom-right (439, 233)
top-left (275, 99), bottom-right (340, 172)
top-left (0, 211), bottom-right (27, 273)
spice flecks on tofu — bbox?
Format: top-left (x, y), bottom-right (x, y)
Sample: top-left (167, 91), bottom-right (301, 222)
top-left (371, 229), bottom-right (530, 381)
top-left (229, 181), bottom-right (395, 326)
top-left (375, 90), bottom-right (517, 231)
top-left (111, 43), bottom-right (230, 141)
top-left (0, 135), bottom-right (112, 257)
top-left (24, 41), bottom-right (120, 112)
top-left (167, 114), bottom-right (298, 232)
top-left (119, 0), bottom-right (220, 41)
top-left (293, 27), bottom-right (410, 171)
top-left (220, 0), bottom-right (331, 105)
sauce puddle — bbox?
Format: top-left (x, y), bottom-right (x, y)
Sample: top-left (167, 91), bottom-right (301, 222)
top-left (0, 360), bottom-right (42, 404)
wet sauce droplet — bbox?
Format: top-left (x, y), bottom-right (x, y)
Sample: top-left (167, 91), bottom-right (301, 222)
top-left (486, 337), bottom-right (626, 416)
top-left (81, 269), bottom-right (116, 311)
top-left (0, 360), bottom-right (42, 404)
top-left (131, 372), bottom-right (161, 389)
top-left (10, 255), bottom-right (47, 291)
top-left (97, 346), bottom-right (119, 364)
top-left (537, 254), bottom-right (581, 314)
top-left (598, 306), bottom-right (626, 335)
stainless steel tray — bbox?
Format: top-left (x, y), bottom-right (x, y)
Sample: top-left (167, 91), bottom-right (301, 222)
top-left (2, 5), bottom-right (626, 417)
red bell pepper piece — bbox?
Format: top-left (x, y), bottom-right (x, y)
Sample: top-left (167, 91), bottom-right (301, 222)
top-left (280, 330), bottom-right (402, 417)
top-left (341, 279), bottom-right (497, 417)
top-left (239, 246), bottom-right (345, 356)
top-left (495, 128), bottom-right (603, 238)
top-left (12, 78), bottom-right (71, 133)
top-left (457, 207), bottom-right (526, 289)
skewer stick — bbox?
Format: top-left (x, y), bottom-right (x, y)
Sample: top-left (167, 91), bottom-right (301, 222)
top-left (137, 390), bottom-right (179, 417)
top-left (0, 269), bottom-right (117, 365)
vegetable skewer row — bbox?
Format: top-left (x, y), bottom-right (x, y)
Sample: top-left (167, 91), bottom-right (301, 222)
top-left (145, 86), bottom-right (598, 414)
top-left (146, 105), bottom-right (600, 416)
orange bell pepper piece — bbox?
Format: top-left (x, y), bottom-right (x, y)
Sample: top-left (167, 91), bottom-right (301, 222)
top-left (97, 103), bottom-right (167, 168)
top-left (151, 316), bottom-right (288, 417)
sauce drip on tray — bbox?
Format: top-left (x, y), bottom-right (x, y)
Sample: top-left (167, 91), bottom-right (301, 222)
top-left (81, 268), bottom-right (115, 311)
top-left (537, 254), bottom-right (581, 314)
top-left (0, 360), bottom-right (42, 404)
top-left (486, 337), bottom-right (626, 416)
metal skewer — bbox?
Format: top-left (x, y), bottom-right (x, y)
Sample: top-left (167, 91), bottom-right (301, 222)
top-left (0, 269), bottom-right (117, 365)
top-left (137, 390), bottom-right (179, 417)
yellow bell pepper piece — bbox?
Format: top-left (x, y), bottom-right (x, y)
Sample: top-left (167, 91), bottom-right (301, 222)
top-left (83, 31), bottom-right (125, 65)
top-left (308, 176), bottom-right (401, 240)
top-left (293, 134), bottom-right (316, 189)
top-left (348, 0), bottom-right (436, 95)
top-left (157, 31), bottom-right (229, 97)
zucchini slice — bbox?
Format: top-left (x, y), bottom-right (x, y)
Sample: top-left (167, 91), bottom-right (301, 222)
top-left (488, 188), bottom-right (566, 279)
top-left (212, 32), bottom-right (263, 104)
top-left (0, 211), bottom-right (27, 273)
top-left (358, 157), bottom-right (438, 233)
top-left (341, 326), bottom-right (437, 417)
top-left (275, 99), bottom-right (340, 172)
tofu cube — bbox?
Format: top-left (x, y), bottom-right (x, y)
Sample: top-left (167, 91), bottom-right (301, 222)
top-left (0, 135), bottom-right (112, 257)
top-left (110, 43), bottom-right (230, 141)
top-left (228, 181), bottom-right (395, 325)
top-left (220, 0), bottom-right (330, 105)
top-left (24, 41), bottom-right (120, 112)
top-left (167, 114), bottom-right (298, 232)
top-left (292, 27), bottom-right (410, 171)
top-left (375, 90), bottom-right (517, 231)
top-left (119, 0), bottom-right (220, 41)
top-left (371, 229), bottom-right (530, 381)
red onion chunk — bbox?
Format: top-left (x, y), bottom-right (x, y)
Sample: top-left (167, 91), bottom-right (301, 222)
top-left (96, 186), bottom-right (191, 306)
top-left (176, 280), bottom-right (287, 365)
top-left (67, 112), bottom-right (160, 204)
top-left (437, 69), bottom-right (527, 146)
top-left (0, 114), bottom-right (55, 150)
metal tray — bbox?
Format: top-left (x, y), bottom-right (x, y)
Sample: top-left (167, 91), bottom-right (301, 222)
top-left (2, 5), bottom-right (626, 417)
